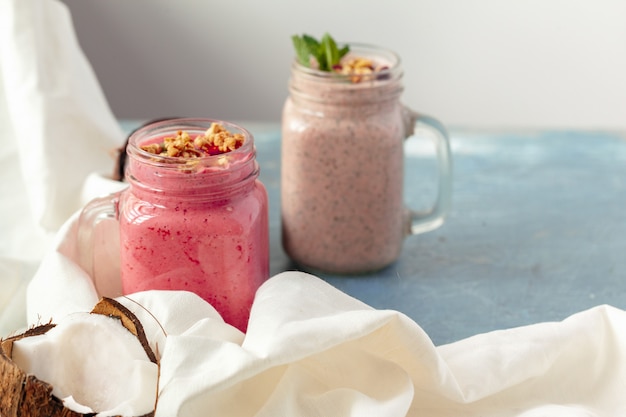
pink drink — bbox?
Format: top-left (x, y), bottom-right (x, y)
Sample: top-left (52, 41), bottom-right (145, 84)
top-left (282, 48), bottom-right (406, 274)
top-left (281, 45), bottom-right (452, 274)
top-left (119, 119), bottom-right (269, 332)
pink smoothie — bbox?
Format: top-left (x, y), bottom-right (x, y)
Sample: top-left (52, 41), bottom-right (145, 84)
top-left (281, 48), bottom-right (408, 274)
top-left (120, 126), bottom-right (269, 332)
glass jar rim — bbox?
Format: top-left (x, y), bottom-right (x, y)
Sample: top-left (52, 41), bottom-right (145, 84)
top-left (291, 42), bottom-right (402, 81)
top-left (126, 117), bottom-right (255, 170)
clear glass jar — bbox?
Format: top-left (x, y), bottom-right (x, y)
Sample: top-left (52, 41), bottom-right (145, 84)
top-left (80, 118), bottom-right (269, 332)
top-left (281, 44), bottom-right (452, 274)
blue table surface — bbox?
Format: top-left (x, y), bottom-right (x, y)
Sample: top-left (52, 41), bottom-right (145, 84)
top-left (123, 121), bottom-right (626, 346)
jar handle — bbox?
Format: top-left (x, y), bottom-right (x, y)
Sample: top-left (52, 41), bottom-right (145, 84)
top-left (76, 192), bottom-right (122, 296)
top-left (403, 107), bottom-right (453, 235)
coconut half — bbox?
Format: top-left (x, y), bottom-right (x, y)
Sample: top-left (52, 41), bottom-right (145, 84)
top-left (0, 298), bottom-right (158, 417)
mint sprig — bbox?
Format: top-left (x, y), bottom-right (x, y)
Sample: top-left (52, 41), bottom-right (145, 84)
top-left (291, 33), bottom-right (350, 71)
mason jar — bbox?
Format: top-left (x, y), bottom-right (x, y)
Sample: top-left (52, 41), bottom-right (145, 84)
top-left (79, 118), bottom-right (269, 332)
top-left (281, 44), bottom-right (452, 274)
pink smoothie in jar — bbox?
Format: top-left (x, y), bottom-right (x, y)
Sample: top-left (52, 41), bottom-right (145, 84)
top-left (119, 119), bottom-right (269, 332)
top-left (282, 47), bottom-right (406, 273)
top-left (281, 44), bottom-right (452, 274)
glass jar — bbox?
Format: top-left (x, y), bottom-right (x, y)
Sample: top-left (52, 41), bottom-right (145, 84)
top-left (281, 44), bottom-right (452, 274)
top-left (79, 118), bottom-right (269, 332)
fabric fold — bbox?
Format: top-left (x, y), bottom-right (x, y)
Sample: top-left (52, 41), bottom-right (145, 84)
top-left (0, 0), bottom-right (124, 263)
top-left (25, 209), bottom-right (626, 416)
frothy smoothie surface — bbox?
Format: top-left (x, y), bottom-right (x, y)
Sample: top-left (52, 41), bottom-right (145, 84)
top-left (120, 122), bottom-right (269, 332)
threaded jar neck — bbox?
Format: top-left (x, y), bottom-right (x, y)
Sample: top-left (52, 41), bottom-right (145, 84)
top-left (125, 118), bottom-right (259, 201)
top-left (288, 43), bottom-right (404, 108)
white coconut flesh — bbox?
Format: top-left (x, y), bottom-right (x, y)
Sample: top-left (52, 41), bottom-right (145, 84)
top-left (11, 312), bottom-right (158, 416)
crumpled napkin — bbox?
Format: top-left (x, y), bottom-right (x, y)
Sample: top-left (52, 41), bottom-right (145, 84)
top-left (0, 0), bottom-right (124, 260)
top-left (27, 213), bottom-right (626, 416)
top-left (0, 0), bottom-right (124, 333)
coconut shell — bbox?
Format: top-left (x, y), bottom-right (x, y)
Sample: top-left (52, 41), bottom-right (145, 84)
top-left (0, 299), bottom-right (157, 417)
top-left (91, 297), bottom-right (158, 364)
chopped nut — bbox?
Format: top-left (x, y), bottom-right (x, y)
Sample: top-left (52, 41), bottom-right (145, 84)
top-left (140, 123), bottom-right (244, 159)
top-left (141, 143), bottom-right (163, 154)
top-left (193, 134), bottom-right (212, 151)
top-left (333, 57), bottom-right (388, 83)
top-left (352, 58), bottom-right (374, 69)
top-left (196, 125), bottom-right (244, 153)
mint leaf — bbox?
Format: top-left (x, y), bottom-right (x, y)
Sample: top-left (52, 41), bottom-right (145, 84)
top-left (303, 34), bottom-right (324, 69)
top-left (291, 35), bottom-right (311, 66)
top-left (321, 33), bottom-right (339, 71)
top-left (338, 45), bottom-right (350, 60)
top-left (302, 34), bottom-right (320, 54)
top-left (291, 33), bottom-right (350, 72)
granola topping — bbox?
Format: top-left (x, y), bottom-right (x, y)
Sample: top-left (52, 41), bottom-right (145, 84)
top-left (332, 57), bottom-right (389, 83)
top-left (140, 123), bottom-right (244, 159)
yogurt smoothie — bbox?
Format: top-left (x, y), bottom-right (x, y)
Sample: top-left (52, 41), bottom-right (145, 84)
top-left (281, 47), bottom-right (410, 274)
top-left (120, 120), bottom-right (269, 332)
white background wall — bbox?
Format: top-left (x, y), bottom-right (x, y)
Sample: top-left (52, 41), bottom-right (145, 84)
top-left (61, 0), bottom-right (626, 131)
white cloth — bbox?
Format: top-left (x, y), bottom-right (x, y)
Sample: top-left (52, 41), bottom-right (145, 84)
top-left (0, 0), bottom-right (124, 333)
top-left (3, 1), bottom-right (626, 416)
top-left (27, 215), bottom-right (626, 416)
